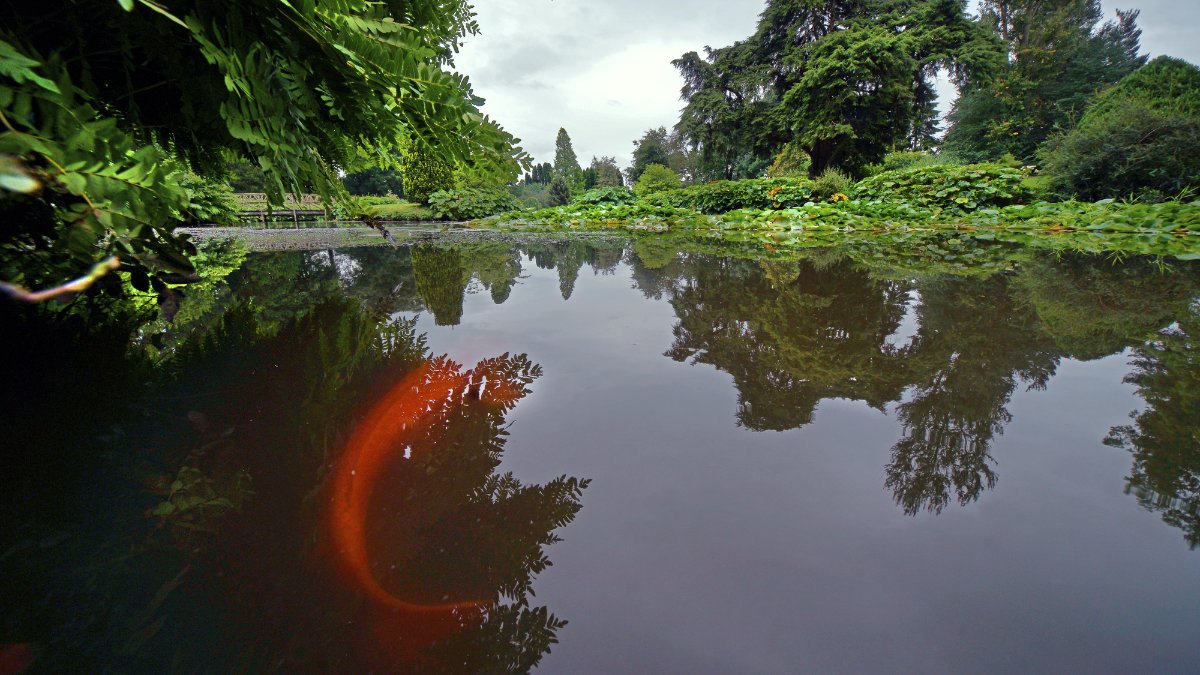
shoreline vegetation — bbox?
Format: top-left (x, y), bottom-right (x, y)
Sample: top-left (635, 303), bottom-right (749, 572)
top-left (216, 161), bottom-right (1200, 260)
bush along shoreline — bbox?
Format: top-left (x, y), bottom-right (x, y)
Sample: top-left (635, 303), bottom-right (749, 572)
top-left (466, 163), bottom-right (1198, 248)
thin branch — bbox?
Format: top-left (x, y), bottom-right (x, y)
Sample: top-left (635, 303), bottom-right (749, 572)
top-left (0, 256), bottom-right (120, 302)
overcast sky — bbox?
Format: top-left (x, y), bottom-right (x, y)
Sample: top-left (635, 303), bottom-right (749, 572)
top-left (455, 0), bottom-right (1200, 172)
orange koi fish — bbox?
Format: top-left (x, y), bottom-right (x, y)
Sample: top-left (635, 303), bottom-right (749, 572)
top-left (325, 358), bottom-right (518, 663)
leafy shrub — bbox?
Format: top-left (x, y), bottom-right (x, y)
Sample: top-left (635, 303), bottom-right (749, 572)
top-left (811, 169), bottom-right (853, 201)
top-left (548, 176), bottom-right (571, 206)
top-left (572, 186), bottom-right (636, 206)
top-left (863, 150), bottom-right (961, 176)
top-left (366, 202), bottom-right (434, 221)
top-left (341, 166), bottom-right (403, 196)
top-left (643, 177), bottom-right (816, 213)
top-left (632, 164), bottom-right (682, 197)
top-left (427, 186), bottom-right (520, 220)
top-left (176, 171), bottom-right (239, 224)
top-left (482, 201), bottom-right (709, 232)
top-left (332, 195), bottom-right (408, 220)
top-left (400, 147), bottom-right (454, 203)
top-left (767, 145), bottom-right (811, 177)
top-left (1041, 56), bottom-right (1200, 201)
top-left (352, 195), bottom-right (401, 208)
top-left (851, 163), bottom-right (1033, 213)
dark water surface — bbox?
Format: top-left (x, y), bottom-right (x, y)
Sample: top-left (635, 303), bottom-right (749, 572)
top-left (4, 235), bottom-right (1200, 672)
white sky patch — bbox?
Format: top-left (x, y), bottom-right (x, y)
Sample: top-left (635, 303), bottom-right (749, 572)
top-left (457, 0), bottom-right (1200, 169)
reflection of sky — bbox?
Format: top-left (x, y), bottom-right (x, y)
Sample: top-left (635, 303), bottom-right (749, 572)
top-left (885, 289), bottom-right (922, 350)
top-left (404, 256), bottom-right (1200, 673)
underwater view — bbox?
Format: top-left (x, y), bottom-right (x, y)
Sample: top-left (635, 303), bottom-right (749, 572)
top-left (4, 233), bottom-right (1199, 672)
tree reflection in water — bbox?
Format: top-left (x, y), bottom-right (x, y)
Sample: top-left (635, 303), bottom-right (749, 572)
top-left (646, 243), bottom-right (1198, 517)
top-left (325, 353), bottom-right (588, 671)
top-left (1106, 301), bottom-right (1200, 549)
top-left (886, 276), bottom-right (1058, 514)
top-left (336, 239), bottom-right (1199, 533)
top-left (0, 291), bottom-right (586, 672)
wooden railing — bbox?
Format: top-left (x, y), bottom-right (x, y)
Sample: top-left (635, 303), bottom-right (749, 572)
top-left (232, 193), bottom-right (332, 226)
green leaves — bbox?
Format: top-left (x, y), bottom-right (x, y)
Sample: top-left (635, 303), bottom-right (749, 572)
top-left (852, 163), bottom-right (1033, 213)
top-left (0, 38), bottom-right (60, 93)
top-left (676, 0), bottom-right (999, 177)
top-left (427, 186), bottom-right (520, 220)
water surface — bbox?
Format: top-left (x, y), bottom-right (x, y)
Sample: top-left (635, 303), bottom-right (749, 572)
top-left (4, 234), bottom-right (1199, 672)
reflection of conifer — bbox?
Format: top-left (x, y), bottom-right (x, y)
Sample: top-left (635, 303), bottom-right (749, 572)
top-left (885, 277), bottom-right (1058, 514)
top-left (554, 241), bottom-right (588, 300)
top-left (362, 353), bottom-right (589, 670)
top-left (412, 245), bottom-right (468, 325)
top-left (339, 247), bottom-right (426, 313)
top-left (1105, 305), bottom-right (1200, 549)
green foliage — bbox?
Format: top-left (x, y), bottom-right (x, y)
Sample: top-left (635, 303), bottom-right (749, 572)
top-left (509, 181), bottom-right (552, 209)
top-left (482, 201), bottom-right (711, 232)
top-left (225, 161), bottom-right (268, 192)
top-left (864, 151), bottom-right (961, 176)
top-left (5, 0), bottom-right (526, 198)
top-left (0, 44), bottom-right (198, 294)
top-left (134, 238), bottom-right (250, 355)
top-left (411, 245), bottom-right (468, 325)
top-left (364, 202), bottom-right (434, 221)
top-left (175, 170), bottom-right (239, 225)
top-left (553, 128), bottom-right (582, 188)
top-left (342, 166), bottom-right (404, 197)
top-left (1104, 301), bottom-right (1200, 549)
top-left (632, 164), bottom-right (682, 197)
top-left (811, 169), bottom-right (854, 201)
top-left (851, 163), bottom-right (1033, 213)
top-left (767, 145), bottom-right (811, 178)
top-left (427, 185), bottom-right (521, 220)
top-left (572, 186), bottom-right (636, 206)
top-left (148, 465), bottom-right (254, 545)
top-left (0, 0), bottom-right (528, 303)
top-left (548, 176), bottom-right (572, 206)
top-left (629, 127), bottom-right (695, 183)
top-left (674, 0), bottom-right (1001, 178)
top-left (1040, 57), bottom-right (1200, 201)
top-left (399, 145), bottom-right (455, 204)
top-left (644, 177), bottom-right (816, 213)
top-left (523, 162), bottom-right (553, 185)
top-left (943, 4), bottom-right (1146, 162)
top-left (1081, 56), bottom-right (1200, 118)
top-left (589, 156), bottom-right (624, 187)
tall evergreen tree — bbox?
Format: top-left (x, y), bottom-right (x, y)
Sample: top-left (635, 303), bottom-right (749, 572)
top-left (552, 128), bottom-right (583, 188)
top-left (943, 1), bottom-right (1146, 162)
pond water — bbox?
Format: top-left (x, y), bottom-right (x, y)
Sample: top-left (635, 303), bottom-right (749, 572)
top-left (4, 233), bottom-right (1200, 672)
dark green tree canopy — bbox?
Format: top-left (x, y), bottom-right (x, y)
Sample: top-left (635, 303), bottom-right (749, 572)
top-left (1040, 56), bottom-right (1200, 200)
top-left (628, 127), bottom-right (695, 183)
top-left (674, 0), bottom-right (1000, 178)
top-left (943, 1), bottom-right (1146, 161)
top-left (588, 156), bottom-right (624, 187)
top-left (4, 0), bottom-right (525, 197)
